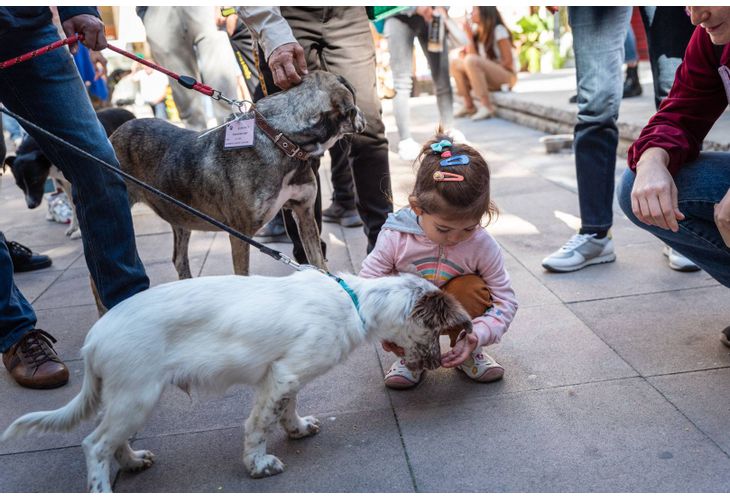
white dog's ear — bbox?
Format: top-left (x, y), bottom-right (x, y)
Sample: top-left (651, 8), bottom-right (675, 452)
top-left (410, 290), bottom-right (472, 333)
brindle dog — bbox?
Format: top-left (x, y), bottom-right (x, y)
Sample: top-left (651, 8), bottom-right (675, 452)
top-left (110, 71), bottom-right (365, 279)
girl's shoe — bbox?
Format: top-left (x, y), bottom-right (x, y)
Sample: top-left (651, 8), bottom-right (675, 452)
top-left (384, 358), bottom-right (423, 389)
top-left (471, 106), bottom-right (494, 121)
top-left (457, 349), bottom-right (504, 382)
top-left (454, 105), bottom-right (476, 118)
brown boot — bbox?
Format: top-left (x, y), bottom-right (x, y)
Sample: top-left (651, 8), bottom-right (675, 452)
top-left (3, 329), bottom-right (69, 389)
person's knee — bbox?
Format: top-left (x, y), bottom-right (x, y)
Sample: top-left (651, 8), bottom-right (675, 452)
top-left (617, 169), bottom-right (637, 223)
top-left (464, 54), bottom-right (482, 69)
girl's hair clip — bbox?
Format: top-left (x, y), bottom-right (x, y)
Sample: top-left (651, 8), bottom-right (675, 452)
top-left (440, 154), bottom-right (470, 167)
top-left (430, 139), bottom-right (452, 153)
top-left (433, 171), bottom-right (464, 182)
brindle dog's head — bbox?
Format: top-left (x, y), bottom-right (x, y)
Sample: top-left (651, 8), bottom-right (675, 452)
top-left (259, 70), bottom-right (366, 158)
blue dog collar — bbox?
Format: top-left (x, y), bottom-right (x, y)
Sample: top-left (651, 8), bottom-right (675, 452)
top-left (328, 274), bottom-right (365, 326)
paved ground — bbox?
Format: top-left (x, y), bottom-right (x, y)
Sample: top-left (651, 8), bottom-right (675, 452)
top-left (1, 71), bottom-right (730, 492)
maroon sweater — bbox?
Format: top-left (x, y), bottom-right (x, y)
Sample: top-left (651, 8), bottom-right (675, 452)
top-left (628, 26), bottom-right (730, 175)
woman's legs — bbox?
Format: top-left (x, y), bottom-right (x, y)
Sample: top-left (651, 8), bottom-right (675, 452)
top-left (449, 57), bottom-right (476, 112)
top-left (463, 54), bottom-right (515, 112)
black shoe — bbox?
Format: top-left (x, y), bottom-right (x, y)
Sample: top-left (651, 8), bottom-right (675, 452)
top-left (254, 216), bottom-right (290, 243)
top-left (721, 326), bottom-right (730, 348)
top-left (623, 66), bottom-right (642, 98)
top-left (322, 202), bottom-right (363, 228)
top-left (7, 240), bottom-right (52, 273)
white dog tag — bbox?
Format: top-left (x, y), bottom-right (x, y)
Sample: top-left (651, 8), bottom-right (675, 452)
top-left (224, 116), bottom-right (255, 149)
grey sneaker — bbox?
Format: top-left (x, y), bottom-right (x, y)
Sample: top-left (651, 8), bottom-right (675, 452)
top-left (542, 233), bottom-right (616, 272)
top-left (663, 246), bottom-right (701, 272)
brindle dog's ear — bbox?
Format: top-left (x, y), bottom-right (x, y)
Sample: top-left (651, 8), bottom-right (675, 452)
top-left (336, 75), bottom-right (357, 104)
top-left (411, 290), bottom-right (472, 334)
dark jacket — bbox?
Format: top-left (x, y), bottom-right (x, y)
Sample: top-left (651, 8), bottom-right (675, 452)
top-left (0, 7), bottom-right (98, 35)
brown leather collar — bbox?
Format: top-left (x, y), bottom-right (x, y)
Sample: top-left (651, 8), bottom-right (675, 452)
top-left (253, 109), bottom-right (311, 162)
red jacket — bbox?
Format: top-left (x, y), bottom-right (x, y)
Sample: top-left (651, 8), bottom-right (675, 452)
top-left (628, 26), bottom-right (730, 175)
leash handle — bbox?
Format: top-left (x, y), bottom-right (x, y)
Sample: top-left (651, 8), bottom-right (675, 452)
top-left (0, 34), bottom-right (83, 70)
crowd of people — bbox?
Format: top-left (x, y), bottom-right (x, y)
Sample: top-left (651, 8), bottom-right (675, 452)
top-left (0, 6), bottom-right (729, 396)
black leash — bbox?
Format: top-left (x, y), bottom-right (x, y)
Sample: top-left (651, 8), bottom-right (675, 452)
top-left (0, 105), bottom-right (303, 271)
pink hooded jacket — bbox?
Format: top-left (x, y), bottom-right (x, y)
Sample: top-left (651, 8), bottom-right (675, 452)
top-left (360, 208), bottom-right (518, 347)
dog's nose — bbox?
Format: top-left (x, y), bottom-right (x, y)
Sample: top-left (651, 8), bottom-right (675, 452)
top-left (26, 196), bottom-right (40, 209)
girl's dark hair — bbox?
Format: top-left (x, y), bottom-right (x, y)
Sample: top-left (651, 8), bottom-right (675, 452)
top-left (410, 131), bottom-right (498, 224)
top-left (475, 7), bottom-right (513, 60)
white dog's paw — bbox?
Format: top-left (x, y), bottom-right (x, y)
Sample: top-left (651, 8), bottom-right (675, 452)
top-left (246, 454), bottom-right (285, 478)
top-left (286, 415), bottom-right (320, 439)
top-left (124, 449), bottom-right (156, 472)
top-left (67, 227), bottom-right (82, 239)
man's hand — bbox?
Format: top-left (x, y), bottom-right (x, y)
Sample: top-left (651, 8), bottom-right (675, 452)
top-left (715, 188), bottom-right (730, 248)
top-left (381, 341), bottom-right (405, 357)
top-left (89, 50), bottom-right (107, 81)
top-left (441, 331), bottom-right (478, 368)
top-left (631, 147), bottom-right (684, 232)
top-left (268, 42), bottom-right (308, 90)
top-left (62, 14), bottom-right (107, 53)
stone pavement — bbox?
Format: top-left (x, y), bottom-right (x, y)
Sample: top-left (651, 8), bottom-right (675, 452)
top-left (1, 81), bottom-right (730, 492)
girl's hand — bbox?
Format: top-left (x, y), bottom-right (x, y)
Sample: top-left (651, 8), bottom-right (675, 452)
top-left (715, 187), bottom-right (730, 248)
top-left (631, 148), bottom-right (685, 232)
top-left (441, 331), bottom-right (479, 368)
top-left (381, 341), bottom-right (405, 357)
top-left (462, 20), bottom-right (473, 36)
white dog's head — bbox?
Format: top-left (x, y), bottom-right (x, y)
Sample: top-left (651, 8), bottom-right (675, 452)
top-left (362, 273), bottom-right (473, 372)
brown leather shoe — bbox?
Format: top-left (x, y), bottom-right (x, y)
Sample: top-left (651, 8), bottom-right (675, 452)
top-left (2, 329), bottom-right (69, 389)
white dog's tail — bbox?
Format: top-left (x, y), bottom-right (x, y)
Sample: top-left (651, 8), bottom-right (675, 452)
top-left (2, 355), bottom-right (100, 440)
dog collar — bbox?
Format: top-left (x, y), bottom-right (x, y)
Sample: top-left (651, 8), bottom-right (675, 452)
top-left (253, 109), bottom-right (311, 162)
top-left (328, 274), bottom-right (365, 326)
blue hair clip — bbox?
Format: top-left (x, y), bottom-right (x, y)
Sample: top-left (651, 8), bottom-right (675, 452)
top-left (430, 140), bottom-right (452, 153)
top-left (440, 154), bottom-right (470, 167)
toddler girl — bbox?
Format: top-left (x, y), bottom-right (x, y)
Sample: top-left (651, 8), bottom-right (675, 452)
top-left (360, 134), bottom-right (518, 389)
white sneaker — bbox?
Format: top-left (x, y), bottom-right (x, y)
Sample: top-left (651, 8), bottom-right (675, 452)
top-left (542, 233), bottom-right (616, 272)
top-left (663, 246), bottom-right (701, 272)
top-left (454, 105), bottom-right (476, 118)
top-left (457, 348), bottom-right (504, 383)
top-left (471, 106), bottom-right (494, 121)
top-left (384, 358), bottom-right (423, 389)
top-left (398, 137), bottom-right (422, 161)
top-left (45, 192), bottom-right (72, 224)
top-left (445, 128), bottom-right (466, 143)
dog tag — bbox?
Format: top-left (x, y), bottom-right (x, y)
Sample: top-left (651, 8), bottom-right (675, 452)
top-left (224, 116), bottom-right (255, 149)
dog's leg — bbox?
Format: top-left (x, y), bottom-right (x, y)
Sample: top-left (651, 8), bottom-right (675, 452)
top-left (114, 442), bottom-right (156, 472)
top-left (288, 201), bottom-right (327, 270)
top-left (243, 364), bottom-right (299, 478)
top-left (279, 393), bottom-right (320, 439)
top-left (172, 226), bottom-right (192, 279)
top-left (89, 277), bottom-right (108, 318)
top-left (230, 233), bottom-right (250, 276)
top-left (59, 180), bottom-right (81, 239)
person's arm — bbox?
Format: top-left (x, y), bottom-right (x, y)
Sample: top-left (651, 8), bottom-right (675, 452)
top-left (627, 26), bottom-right (727, 176)
top-left (715, 188), bottom-right (730, 248)
top-left (628, 26), bottom-right (727, 232)
top-left (237, 7), bottom-right (307, 90)
top-left (358, 230), bottom-right (399, 279)
top-left (497, 37), bottom-right (514, 72)
top-left (58, 8), bottom-right (107, 53)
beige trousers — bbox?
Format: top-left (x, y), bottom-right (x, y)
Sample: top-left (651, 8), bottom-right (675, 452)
top-left (450, 54), bottom-right (517, 102)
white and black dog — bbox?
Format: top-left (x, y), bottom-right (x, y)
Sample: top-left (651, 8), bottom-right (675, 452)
top-left (2, 270), bottom-right (472, 492)
top-left (4, 108), bottom-right (135, 239)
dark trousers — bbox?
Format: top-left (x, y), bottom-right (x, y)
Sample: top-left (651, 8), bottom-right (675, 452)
top-left (256, 7), bottom-right (393, 264)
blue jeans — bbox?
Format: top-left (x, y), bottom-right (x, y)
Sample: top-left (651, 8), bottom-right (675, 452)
top-left (0, 24), bottom-right (149, 352)
top-left (569, 6), bottom-right (632, 234)
top-left (617, 153), bottom-right (730, 287)
top-left (569, 7), bottom-right (693, 233)
top-left (624, 25), bottom-right (638, 63)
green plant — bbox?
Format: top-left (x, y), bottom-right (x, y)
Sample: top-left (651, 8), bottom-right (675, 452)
top-left (512, 11), bottom-right (568, 72)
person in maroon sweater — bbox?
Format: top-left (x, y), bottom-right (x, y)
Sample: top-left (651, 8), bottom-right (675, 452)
top-left (618, 6), bottom-right (730, 345)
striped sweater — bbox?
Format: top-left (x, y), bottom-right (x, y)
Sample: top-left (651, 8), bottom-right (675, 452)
top-left (360, 208), bottom-right (517, 346)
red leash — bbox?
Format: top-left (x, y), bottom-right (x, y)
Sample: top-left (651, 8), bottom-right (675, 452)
top-left (0, 33), bottom-right (232, 104)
